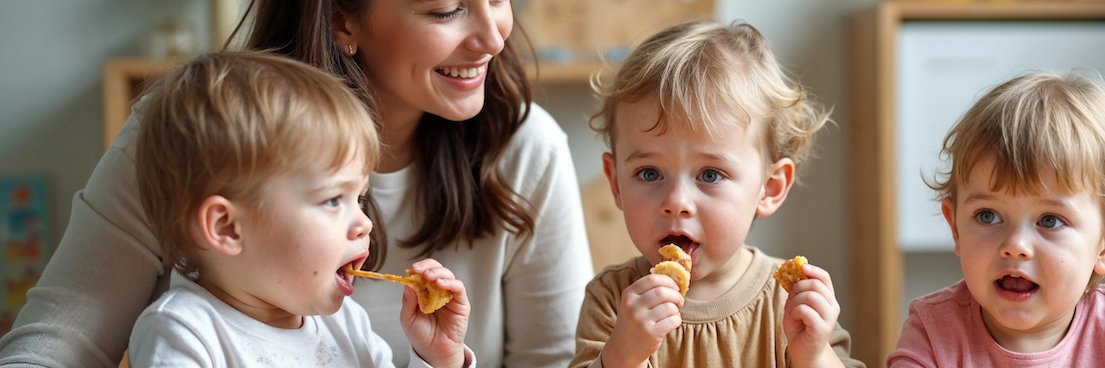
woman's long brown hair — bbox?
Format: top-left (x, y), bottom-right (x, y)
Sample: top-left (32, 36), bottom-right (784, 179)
top-left (232, 1), bottom-right (536, 270)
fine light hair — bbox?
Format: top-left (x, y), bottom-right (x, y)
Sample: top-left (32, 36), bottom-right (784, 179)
top-left (234, 0), bottom-right (536, 270)
top-left (136, 51), bottom-right (380, 276)
top-left (929, 71), bottom-right (1105, 289)
top-left (589, 20), bottom-right (830, 171)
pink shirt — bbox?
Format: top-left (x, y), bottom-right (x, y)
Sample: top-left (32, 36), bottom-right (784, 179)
top-left (888, 280), bottom-right (1105, 367)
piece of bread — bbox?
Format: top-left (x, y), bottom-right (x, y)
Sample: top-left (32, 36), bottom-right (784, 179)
top-left (650, 244), bottom-right (692, 296)
top-left (774, 255), bottom-right (808, 292)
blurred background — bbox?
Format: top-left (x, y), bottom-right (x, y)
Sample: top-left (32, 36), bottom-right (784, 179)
top-left (3, 0), bottom-right (1105, 364)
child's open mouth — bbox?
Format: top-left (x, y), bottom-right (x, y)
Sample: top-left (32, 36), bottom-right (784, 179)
top-left (335, 258), bottom-right (365, 295)
top-left (661, 235), bottom-right (698, 257)
top-left (994, 275), bottom-right (1039, 301)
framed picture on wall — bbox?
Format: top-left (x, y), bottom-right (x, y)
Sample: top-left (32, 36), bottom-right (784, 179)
top-left (0, 176), bottom-right (49, 334)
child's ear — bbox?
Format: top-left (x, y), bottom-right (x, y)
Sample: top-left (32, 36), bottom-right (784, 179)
top-left (941, 197), bottom-right (961, 255)
top-left (756, 158), bottom-right (795, 216)
top-left (194, 195), bottom-right (244, 256)
top-left (602, 152), bottom-right (623, 210)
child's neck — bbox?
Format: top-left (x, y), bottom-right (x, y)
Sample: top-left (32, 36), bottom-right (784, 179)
top-left (981, 305), bottom-right (1076, 353)
top-left (685, 247), bottom-right (754, 300)
top-left (197, 276), bottom-right (304, 329)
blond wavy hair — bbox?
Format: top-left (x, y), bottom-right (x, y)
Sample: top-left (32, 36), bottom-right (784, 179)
top-left (589, 20), bottom-right (830, 172)
top-left (929, 71), bottom-right (1105, 289)
top-left (136, 51), bottom-right (380, 276)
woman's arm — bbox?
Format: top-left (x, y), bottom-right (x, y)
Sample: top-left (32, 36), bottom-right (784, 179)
top-left (500, 107), bottom-right (594, 367)
top-left (0, 107), bottom-right (166, 367)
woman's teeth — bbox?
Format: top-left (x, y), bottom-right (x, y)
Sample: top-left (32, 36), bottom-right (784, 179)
top-left (435, 66), bottom-right (482, 79)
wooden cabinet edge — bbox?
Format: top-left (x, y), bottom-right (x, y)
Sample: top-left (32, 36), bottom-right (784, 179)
top-left (101, 58), bottom-right (182, 150)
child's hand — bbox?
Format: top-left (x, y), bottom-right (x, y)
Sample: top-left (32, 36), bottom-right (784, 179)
top-left (782, 263), bottom-right (844, 368)
top-left (602, 274), bottom-right (684, 368)
top-left (400, 258), bottom-right (470, 368)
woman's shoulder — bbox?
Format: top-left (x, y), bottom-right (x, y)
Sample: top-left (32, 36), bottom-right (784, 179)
top-left (508, 103), bottom-right (568, 151)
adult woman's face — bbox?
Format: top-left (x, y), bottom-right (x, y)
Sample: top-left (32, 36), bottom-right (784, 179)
top-left (358, 0), bottom-right (513, 123)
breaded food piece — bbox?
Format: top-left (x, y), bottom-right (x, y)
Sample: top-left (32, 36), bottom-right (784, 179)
top-left (347, 269), bottom-right (453, 314)
top-left (650, 261), bottom-right (690, 296)
top-left (658, 243), bottom-right (692, 272)
top-left (774, 255), bottom-right (808, 292)
top-left (649, 244), bottom-right (692, 296)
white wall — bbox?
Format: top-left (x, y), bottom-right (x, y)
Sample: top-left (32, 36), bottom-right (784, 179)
top-left (1, 1), bottom-right (876, 331)
top-left (0, 1), bottom-right (211, 250)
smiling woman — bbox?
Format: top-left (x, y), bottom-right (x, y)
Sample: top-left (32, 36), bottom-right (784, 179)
top-left (0, 1), bottom-right (592, 367)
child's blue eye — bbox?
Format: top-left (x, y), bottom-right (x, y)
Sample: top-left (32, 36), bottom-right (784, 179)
top-left (698, 169), bottom-right (723, 184)
top-left (975, 210), bottom-right (1001, 225)
top-left (1038, 214), bottom-right (1066, 229)
top-left (324, 196), bottom-right (342, 208)
top-left (635, 168), bottom-right (662, 182)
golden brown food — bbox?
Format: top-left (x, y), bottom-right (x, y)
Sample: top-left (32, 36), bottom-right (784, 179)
top-left (347, 269), bottom-right (453, 314)
top-left (650, 243), bottom-right (692, 296)
top-left (650, 261), bottom-right (690, 296)
top-left (658, 243), bottom-right (692, 273)
top-left (774, 255), bottom-right (809, 292)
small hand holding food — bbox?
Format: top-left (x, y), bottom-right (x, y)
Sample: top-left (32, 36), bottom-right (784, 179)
top-left (602, 244), bottom-right (689, 368)
top-left (778, 257), bottom-right (844, 368)
top-left (348, 259), bottom-right (469, 367)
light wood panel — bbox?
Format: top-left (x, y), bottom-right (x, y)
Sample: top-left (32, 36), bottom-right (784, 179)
top-left (101, 58), bottom-right (182, 149)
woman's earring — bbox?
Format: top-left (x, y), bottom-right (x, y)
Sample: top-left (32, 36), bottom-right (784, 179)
top-left (347, 43), bottom-right (356, 56)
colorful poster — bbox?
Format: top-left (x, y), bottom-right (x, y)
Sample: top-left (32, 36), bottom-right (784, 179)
top-left (0, 176), bottom-right (49, 334)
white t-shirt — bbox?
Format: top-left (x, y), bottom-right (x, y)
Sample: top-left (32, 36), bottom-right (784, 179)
top-left (128, 276), bottom-right (435, 367)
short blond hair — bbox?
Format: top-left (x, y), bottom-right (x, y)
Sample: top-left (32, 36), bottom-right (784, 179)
top-left (136, 51), bottom-right (380, 276)
top-left (930, 71), bottom-right (1105, 289)
top-left (589, 20), bottom-right (830, 171)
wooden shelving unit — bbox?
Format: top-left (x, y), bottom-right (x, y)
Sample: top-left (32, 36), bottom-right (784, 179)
top-left (848, 0), bottom-right (1105, 364)
top-left (101, 58), bottom-right (183, 150)
top-left (100, 58), bottom-right (601, 150)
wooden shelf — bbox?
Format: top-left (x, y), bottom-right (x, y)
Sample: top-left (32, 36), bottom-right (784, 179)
top-left (527, 62), bottom-right (604, 84)
top-left (848, 0), bottom-right (1105, 364)
top-left (101, 58), bottom-right (601, 150)
top-left (101, 58), bottom-right (183, 150)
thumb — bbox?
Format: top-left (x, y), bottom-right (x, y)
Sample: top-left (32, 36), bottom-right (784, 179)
top-left (400, 286), bottom-right (418, 321)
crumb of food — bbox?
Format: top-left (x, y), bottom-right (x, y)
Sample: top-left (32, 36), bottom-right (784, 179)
top-left (774, 256), bottom-right (808, 292)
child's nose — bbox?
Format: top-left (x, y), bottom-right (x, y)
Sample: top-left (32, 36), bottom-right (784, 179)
top-left (998, 225), bottom-right (1034, 259)
top-left (350, 214), bottom-right (372, 241)
top-left (661, 183), bottom-right (695, 217)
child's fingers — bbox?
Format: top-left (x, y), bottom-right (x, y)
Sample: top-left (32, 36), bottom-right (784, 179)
top-left (651, 310), bottom-right (683, 333)
top-left (799, 264), bottom-right (835, 295)
top-left (786, 289), bottom-right (837, 321)
top-left (400, 286), bottom-right (418, 318)
top-left (409, 258), bottom-right (445, 274)
top-left (625, 275), bottom-right (684, 308)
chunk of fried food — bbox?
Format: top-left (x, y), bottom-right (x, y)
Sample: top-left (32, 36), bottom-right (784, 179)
top-left (658, 243), bottom-right (692, 273)
top-left (346, 269), bottom-right (453, 314)
top-left (650, 261), bottom-right (690, 296)
top-left (649, 244), bottom-right (692, 296)
top-left (774, 256), bottom-right (808, 292)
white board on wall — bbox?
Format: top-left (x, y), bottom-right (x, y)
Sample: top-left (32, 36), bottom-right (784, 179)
top-left (895, 21), bottom-right (1105, 251)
